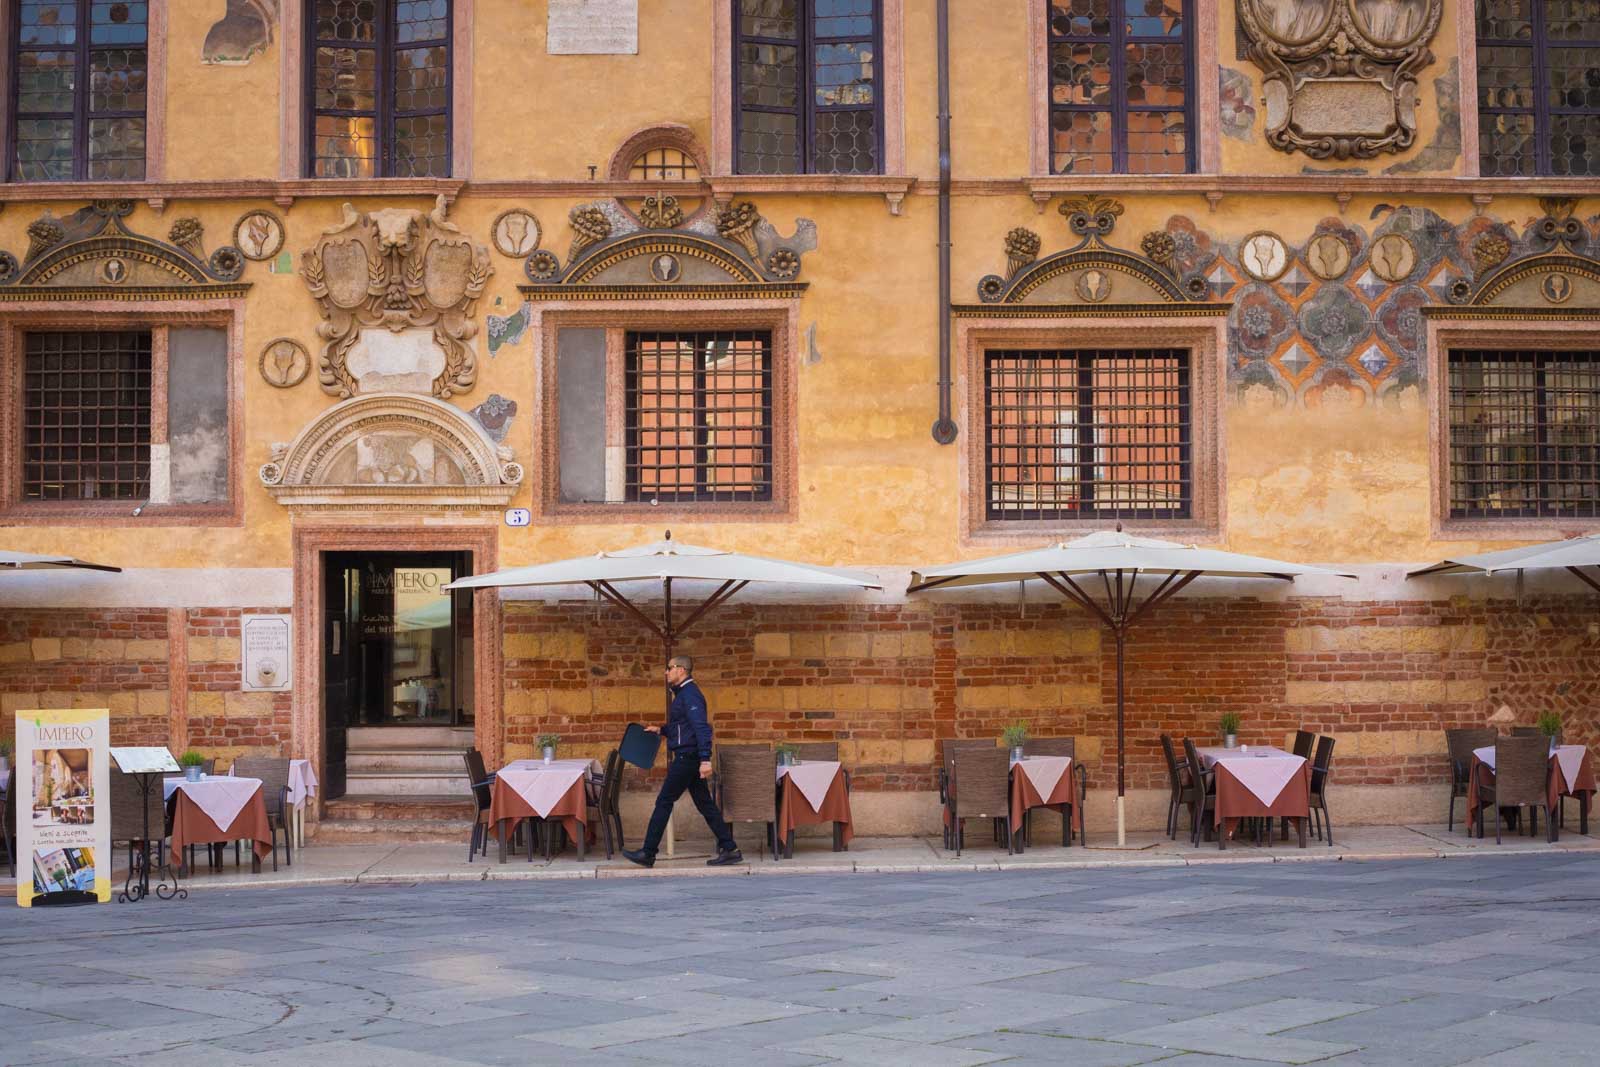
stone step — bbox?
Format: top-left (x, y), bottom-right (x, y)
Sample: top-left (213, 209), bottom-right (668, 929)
top-left (311, 819), bottom-right (470, 845)
top-left (346, 726), bottom-right (475, 752)
top-left (324, 794), bottom-right (476, 822)
top-left (347, 749), bottom-right (471, 774)
top-left (344, 771), bottom-right (473, 797)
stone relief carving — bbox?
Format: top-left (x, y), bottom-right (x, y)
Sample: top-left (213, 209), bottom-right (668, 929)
top-left (1238, 0), bottom-right (1442, 160)
top-left (203, 0), bottom-right (276, 65)
top-left (301, 195), bottom-right (491, 399)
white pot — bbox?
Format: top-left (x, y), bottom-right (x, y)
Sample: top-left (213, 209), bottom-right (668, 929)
top-left (1224, 734), bottom-right (1238, 749)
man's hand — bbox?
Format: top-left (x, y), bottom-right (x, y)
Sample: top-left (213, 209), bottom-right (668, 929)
top-left (644, 725), bottom-right (660, 734)
top-left (699, 760), bottom-right (713, 779)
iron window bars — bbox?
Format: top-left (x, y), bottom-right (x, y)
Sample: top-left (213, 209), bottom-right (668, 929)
top-left (624, 331), bottom-right (774, 504)
top-left (306, 0), bottom-right (452, 179)
top-left (22, 330), bottom-right (152, 501)
top-left (1047, 0), bottom-right (1194, 175)
top-left (984, 348), bottom-right (1192, 521)
top-left (1448, 349), bottom-right (1600, 519)
top-left (9, 0), bottom-right (147, 181)
top-left (734, 0), bottom-right (884, 175)
top-left (1477, 1), bottom-right (1600, 177)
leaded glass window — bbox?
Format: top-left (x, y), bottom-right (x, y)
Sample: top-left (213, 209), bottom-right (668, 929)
top-left (1047, 0), bottom-right (1193, 174)
top-left (1478, 1), bottom-right (1600, 176)
top-left (307, 0), bottom-right (451, 178)
top-left (735, 1), bottom-right (883, 175)
top-left (10, 0), bottom-right (147, 181)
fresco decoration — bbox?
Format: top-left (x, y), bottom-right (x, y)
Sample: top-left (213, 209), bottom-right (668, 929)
top-left (470, 394), bottom-right (519, 445)
top-left (0, 200), bottom-right (250, 300)
top-left (1218, 66), bottom-right (1258, 142)
top-left (972, 196), bottom-right (1216, 311)
top-left (1171, 198), bottom-right (1600, 409)
top-left (203, 0), bottom-right (277, 65)
top-left (1237, 0), bottom-right (1443, 160)
top-left (1385, 57), bottom-right (1462, 174)
top-left (300, 196), bottom-right (492, 400)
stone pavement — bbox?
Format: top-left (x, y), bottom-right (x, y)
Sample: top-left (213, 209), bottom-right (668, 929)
top-left (6, 853), bottom-right (1600, 1065)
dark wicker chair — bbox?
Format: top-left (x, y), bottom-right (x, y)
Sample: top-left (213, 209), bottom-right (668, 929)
top-left (939, 739), bottom-right (996, 849)
top-left (1309, 735), bottom-right (1336, 845)
top-left (1160, 733), bottom-right (1195, 840)
top-left (1181, 738), bottom-right (1217, 845)
top-left (1445, 727), bottom-right (1496, 832)
top-left (2, 767), bottom-right (15, 879)
top-left (462, 748), bottom-right (497, 862)
top-left (785, 741), bottom-right (850, 855)
top-left (1022, 737), bottom-right (1081, 847)
top-left (110, 768), bottom-right (167, 875)
top-left (1479, 734), bottom-right (1555, 843)
top-left (949, 747), bottom-right (1013, 856)
top-left (717, 744), bottom-right (779, 860)
top-left (1292, 730), bottom-right (1316, 761)
top-left (232, 757), bottom-right (291, 871)
top-left (586, 748), bottom-right (622, 860)
top-left (1510, 726), bottom-right (1541, 737)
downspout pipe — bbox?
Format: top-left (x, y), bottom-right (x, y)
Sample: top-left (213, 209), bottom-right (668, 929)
top-left (931, 0), bottom-right (958, 445)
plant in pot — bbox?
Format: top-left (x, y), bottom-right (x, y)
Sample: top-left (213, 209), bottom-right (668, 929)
top-left (179, 750), bottom-right (206, 782)
top-left (1537, 712), bottom-right (1563, 749)
top-left (1002, 721), bottom-right (1028, 762)
top-left (537, 733), bottom-right (561, 764)
top-left (1220, 713), bottom-right (1241, 750)
top-left (774, 742), bottom-right (799, 767)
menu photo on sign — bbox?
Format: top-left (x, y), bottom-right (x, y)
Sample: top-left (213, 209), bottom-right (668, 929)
top-left (547, 0), bottom-right (638, 55)
top-left (14, 709), bottom-right (112, 907)
top-left (242, 613), bottom-right (292, 692)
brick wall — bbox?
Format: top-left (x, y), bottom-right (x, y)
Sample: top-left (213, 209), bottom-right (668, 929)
top-left (183, 608), bottom-right (294, 760)
top-left (0, 609), bottom-right (171, 744)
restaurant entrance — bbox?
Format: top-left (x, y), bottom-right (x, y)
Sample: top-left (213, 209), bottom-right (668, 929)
top-left (321, 552), bottom-right (475, 798)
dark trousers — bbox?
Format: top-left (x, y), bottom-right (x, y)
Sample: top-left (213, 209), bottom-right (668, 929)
top-left (641, 751), bottom-right (737, 856)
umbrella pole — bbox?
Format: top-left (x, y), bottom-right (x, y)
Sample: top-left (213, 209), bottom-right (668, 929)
top-left (1115, 623), bottom-right (1126, 846)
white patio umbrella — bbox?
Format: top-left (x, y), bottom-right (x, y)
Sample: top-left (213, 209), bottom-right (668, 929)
top-left (910, 529), bottom-right (1355, 844)
top-left (0, 550), bottom-right (120, 573)
top-left (1408, 535), bottom-right (1600, 594)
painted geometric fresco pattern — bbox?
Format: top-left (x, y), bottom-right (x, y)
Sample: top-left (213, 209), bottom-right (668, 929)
top-left (1162, 208), bottom-right (1600, 409)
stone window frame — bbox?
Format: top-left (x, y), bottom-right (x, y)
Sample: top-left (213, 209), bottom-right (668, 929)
top-left (530, 300), bottom-right (801, 525)
top-left (711, 0), bottom-right (905, 179)
top-left (0, 301), bottom-right (245, 526)
top-left (0, 0), bottom-right (169, 183)
top-left (1427, 317), bottom-right (1600, 540)
top-left (1028, 0), bottom-right (1220, 177)
top-left (282, 0), bottom-right (474, 180)
top-left (957, 314), bottom-right (1226, 543)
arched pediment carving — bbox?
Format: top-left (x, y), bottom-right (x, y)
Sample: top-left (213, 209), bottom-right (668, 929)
top-left (260, 393), bottom-right (523, 510)
top-left (1427, 199), bottom-right (1600, 319)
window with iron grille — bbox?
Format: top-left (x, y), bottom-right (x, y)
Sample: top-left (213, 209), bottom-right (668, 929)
top-left (1047, 0), bottom-right (1194, 175)
top-left (624, 331), bottom-right (773, 504)
top-left (735, 0), bottom-right (883, 175)
top-left (984, 348), bottom-right (1191, 521)
top-left (9, 0), bottom-right (148, 181)
top-left (1447, 349), bottom-right (1600, 519)
top-left (306, 0), bottom-right (451, 179)
top-left (1477, 1), bottom-right (1600, 176)
top-left (22, 330), bottom-right (151, 501)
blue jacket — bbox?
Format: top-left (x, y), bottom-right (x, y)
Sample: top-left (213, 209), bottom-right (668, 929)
top-left (664, 678), bottom-right (713, 759)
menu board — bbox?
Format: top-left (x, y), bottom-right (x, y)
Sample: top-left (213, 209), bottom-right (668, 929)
top-left (14, 709), bottom-right (111, 906)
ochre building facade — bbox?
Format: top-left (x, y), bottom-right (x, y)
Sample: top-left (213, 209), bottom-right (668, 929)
top-left (1, 1), bottom-right (1597, 835)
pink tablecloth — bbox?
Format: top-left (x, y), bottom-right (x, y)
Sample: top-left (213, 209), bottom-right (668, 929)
top-left (776, 761), bottom-right (841, 813)
top-left (164, 776), bottom-right (264, 831)
top-left (288, 759), bottom-right (318, 809)
top-left (1197, 747), bottom-right (1306, 807)
top-left (499, 759), bottom-right (596, 817)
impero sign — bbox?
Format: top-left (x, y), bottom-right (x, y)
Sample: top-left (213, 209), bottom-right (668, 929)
top-left (14, 709), bottom-right (112, 907)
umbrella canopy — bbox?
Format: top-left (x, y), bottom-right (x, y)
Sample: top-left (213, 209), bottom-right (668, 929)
top-left (0, 551), bottom-right (120, 573)
top-left (910, 530), bottom-right (1354, 844)
top-left (1408, 535), bottom-right (1600, 594)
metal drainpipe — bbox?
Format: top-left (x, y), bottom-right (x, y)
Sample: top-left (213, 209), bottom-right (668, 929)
top-left (931, 0), bottom-right (958, 445)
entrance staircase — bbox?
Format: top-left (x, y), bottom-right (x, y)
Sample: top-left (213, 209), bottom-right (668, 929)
top-left (314, 725), bottom-right (476, 843)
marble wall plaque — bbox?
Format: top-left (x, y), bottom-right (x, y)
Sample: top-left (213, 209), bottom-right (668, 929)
top-left (548, 0), bottom-right (638, 55)
top-left (242, 613), bottom-right (292, 692)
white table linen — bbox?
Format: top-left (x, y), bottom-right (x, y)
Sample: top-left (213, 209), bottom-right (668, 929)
top-left (498, 758), bottom-right (594, 818)
top-left (776, 761), bottom-right (842, 813)
top-left (163, 775), bottom-right (263, 830)
top-left (1196, 746), bottom-right (1306, 806)
top-left (1008, 754), bottom-right (1073, 801)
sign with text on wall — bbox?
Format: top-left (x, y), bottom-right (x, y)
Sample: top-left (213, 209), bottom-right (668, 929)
top-left (547, 0), bottom-right (638, 54)
top-left (241, 613), bottom-right (292, 692)
top-left (14, 709), bottom-right (111, 907)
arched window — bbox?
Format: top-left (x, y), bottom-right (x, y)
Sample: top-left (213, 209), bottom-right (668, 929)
top-left (1047, 0), bottom-right (1194, 174)
top-left (1477, 1), bottom-right (1600, 176)
top-left (629, 146), bottom-right (701, 182)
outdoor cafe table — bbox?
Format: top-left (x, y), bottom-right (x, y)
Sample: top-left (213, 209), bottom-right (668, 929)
top-left (1196, 746), bottom-right (1310, 848)
top-left (1467, 744), bottom-right (1596, 835)
top-left (489, 758), bottom-right (598, 862)
top-left (776, 760), bottom-right (853, 855)
top-left (162, 775), bottom-right (272, 872)
top-left (1009, 755), bottom-right (1082, 849)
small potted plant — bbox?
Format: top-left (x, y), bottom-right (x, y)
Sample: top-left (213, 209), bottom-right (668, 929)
top-left (179, 750), bottom-right (206, 782)
top-left (538, 733), bottom-right (561, 764)
top-left (775, 742), bottom-right (799, 767)
top-left (0, 737), bottom-right (11, 776)
top-left (1537, 712), bottom-right (1563, 749)
top-left (1002, 721), bottom-right (1028, 762)
top-left (1220, 713), bottom-right (1241, 750)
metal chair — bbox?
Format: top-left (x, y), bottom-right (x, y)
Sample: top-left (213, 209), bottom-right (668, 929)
top-left (1181, 738), bottom-right (1216, 846)
top-left (231, 757), bottom-right (292, 871)
top-left (949, 748), bottom-right (1013, 856)
top-left (1309, 735), bottom-right (1337, 845)
top-left (462, 748), bottom-right (497, 862)
top-left (1478, 734), bottom-right (1555, 844)
top-left (717, 744), bottom-right (779, 860)
top-left (1445, 727), bottom-right (1496, 832)
top-left (939, 739), bottom-right (996, 849)
top-left (1023, 737), bottom-right (1080, 847)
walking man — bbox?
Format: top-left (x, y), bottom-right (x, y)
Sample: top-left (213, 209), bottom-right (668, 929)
top-left (623, 655), bottom-right (743, 867)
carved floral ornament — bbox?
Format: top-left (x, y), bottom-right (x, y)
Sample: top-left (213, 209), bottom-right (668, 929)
top-left (301, 195), bottom-right (491, 399)
top-left (1437, 198), bottom-right (1600, 315)
top-left (1238, 0), bottom-right (1443, 160)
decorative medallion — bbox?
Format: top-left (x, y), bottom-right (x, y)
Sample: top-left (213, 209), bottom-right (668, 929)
top-left (234, 210), bottom-right (285, 261)
top-left (1471, 233), bottom-right (1511, 270)
top-left (649, 253), bottom-right (682, 283)
top-left (716, 200), bottom-right (762, 257)
top-left (1535, 197), bottom-right (1585, 249)
top-left (766, 248), bottom-right (801, 280)
top-left (259, 337), bottom-right (311, 388)
top-left (638, 195), bottom-right (684, 229)
top-left (209, 246), bottom-right (245, 281)
top-left (0, 252), bottom-right (17, 283)
top-left (1075, 269), bottom-right (1112, 303)
top-left (300, 195), bottom-right (492, 399)
top-left (1369, 233), bottom-right (1416, 282)
top-left (1006, 228), bottom-right (1042, 278)
top-left (525, 250), bottom-right (561, 281)
top-left (99, 258), bottom-right (128, 284)
top-left (169, 217), bottom-right (205, 259)
top-left (1305, 233), bottom-right (1352, 280)
top-left (1542, 273), bottom-right (1573, 304)
top-left (1059, 194), bottom-right (1123, 239)
top-left (491, 209), bottom-right (542, 258)
top-left (1238, 0), bottom-right (1443, 160)
top-left (568, 205), bottom-right (612, 261)
top-left (1239, 231), bottom-right (1290, 282)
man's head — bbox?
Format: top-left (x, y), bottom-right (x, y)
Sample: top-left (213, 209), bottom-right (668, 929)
top-left (666, 654), bottom-right (693, 685)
